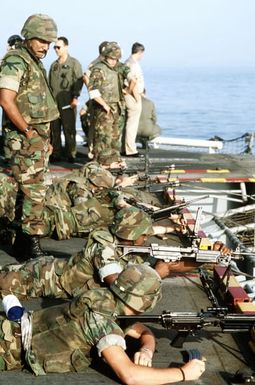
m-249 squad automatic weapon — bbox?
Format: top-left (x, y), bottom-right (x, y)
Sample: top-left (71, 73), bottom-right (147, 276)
top-left (124, 195), bottom-right (209, 221)
top-left (118, 307), bottom-right (255, 348)
top-left (118, 243), bottom-right (248, 264)
top-left (132, 179), bottom-right (180, 193)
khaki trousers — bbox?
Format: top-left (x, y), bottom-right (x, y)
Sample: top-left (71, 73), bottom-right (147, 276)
top-left (124, 94), bottom-right (142, 154)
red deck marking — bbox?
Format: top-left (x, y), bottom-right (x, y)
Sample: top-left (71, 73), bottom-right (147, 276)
top-left (226, 287), bottom-right (251, 305)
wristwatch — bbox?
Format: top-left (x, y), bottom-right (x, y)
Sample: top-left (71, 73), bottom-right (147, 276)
top-left (24, 126), bottom-right (32, 133)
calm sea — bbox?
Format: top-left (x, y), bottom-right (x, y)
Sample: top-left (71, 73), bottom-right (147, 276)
top-left (141, 66), bottom-right (255, 141)
top-left (1, 66), bottom-right (255, 142)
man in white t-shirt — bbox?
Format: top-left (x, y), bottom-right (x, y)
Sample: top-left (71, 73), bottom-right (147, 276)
top-left (123, 42), bottom-right (145, 157)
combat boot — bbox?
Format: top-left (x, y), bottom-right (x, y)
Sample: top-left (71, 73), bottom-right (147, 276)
top-left (12, 233), bottom-right (49, 261)
top-left (12, 229), bottom-right (29, 260)
top-left (27, 236), bottom-right (47, 259)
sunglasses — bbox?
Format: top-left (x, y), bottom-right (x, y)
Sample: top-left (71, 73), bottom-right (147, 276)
top-left (54, 45), bottom-right (61, 50)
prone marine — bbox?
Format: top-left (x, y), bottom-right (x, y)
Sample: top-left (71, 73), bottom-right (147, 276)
top-left (0, 264), bottom-right (205, 383)
top-left (0, 207), bottom-right (230, 300)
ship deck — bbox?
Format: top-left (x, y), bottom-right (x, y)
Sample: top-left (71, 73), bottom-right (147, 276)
top-left (2, 143), bottom-right (255, 182)
top-left (0, 145), bottom-right (255, 384)
top-left (46, 145), bottom-right (255, 182)
top-left (1, 237), bottom-right (255, 384)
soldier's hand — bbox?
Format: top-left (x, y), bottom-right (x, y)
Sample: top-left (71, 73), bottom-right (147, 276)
top-left (174, 222), bottom-right (187, 235)
top-left (169, 213), bottom-right (187, 228)
top-left (156, 260), bottom-right (202, 277)
top-left (48, 143), bottom-right (53, 155)
top-left (116, 175), bottom-right (139, 187)
top-left (70, 98), bottom-right (79, 108)
top-left (181, 359), bottom-right (206, 381)
top-left (134, 348), bottom-right (153, 367)
top-left (155, 260), bottom-right (172, 278)
top-left (25, 127), bottom-right (34, 140)
top-left (103, 103), bottom-right (111, 114)
top-left (213, 241), bottom-right (232, 255)
top-left (80, 107), bottom-right (87, 116)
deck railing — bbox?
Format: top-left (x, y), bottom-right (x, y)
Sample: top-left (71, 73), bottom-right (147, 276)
top-left (149, 136), bottom-right (223, 154)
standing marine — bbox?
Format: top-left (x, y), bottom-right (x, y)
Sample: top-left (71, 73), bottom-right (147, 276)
top-left (0, 14), bottom-right (59, 260)
top-left (87, 41), bottom-right (126, 168)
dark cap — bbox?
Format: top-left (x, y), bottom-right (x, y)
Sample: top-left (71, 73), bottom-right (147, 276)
top-left (7, 35), bottom-right (23, 46)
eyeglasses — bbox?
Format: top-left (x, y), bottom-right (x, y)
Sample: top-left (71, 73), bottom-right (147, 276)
top-left (54, 45), bottom-right (61, 50)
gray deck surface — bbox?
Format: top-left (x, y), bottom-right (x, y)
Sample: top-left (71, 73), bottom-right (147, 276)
top-left (1, 144), bottom-right (255, 181)
top-left (0, 237), bottom-right (255, 385)
top-left (0, 146), bottom-right (255, 384)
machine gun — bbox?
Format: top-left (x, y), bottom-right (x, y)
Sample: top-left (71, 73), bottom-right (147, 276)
top-left (124, 195), bottom-right (209, 221)
top-left (110, 167), bottom-right (146, 176)
top-left (118, 307), bottom-right (255, 348)
top-left (133, 180), bottom-right (180, 193)
top-left (109, 163), bottom-right (177, 177)
top-left (118, 243), bottom-right (248, 264)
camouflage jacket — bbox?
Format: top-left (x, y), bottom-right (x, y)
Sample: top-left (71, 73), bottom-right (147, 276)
top-left (88, 60), bottom-right (121, 104)
top-left (0, 46), bottom-right (59, 125)
top-left (115, 61), bottom-right (130, 92)
top-left (59, 227), bottom-right (150, 297)
top-left (27, 288), bottom-right (126, 375)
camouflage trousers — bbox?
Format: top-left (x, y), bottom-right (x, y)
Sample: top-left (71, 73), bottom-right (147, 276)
top-left (4, 124), bottom-right (51, 236)
top-left (0, 173), bottom-right (18, 222)
top-left (0, 315), bottom-right (23, 371)
top-left (0, 253), bottom-right (100, 300)
top-left (92, 103), bottom-right (121, 165)
top-left (43, 197), bottom-right (114, 240)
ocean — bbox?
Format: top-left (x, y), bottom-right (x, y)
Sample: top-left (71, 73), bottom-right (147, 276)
top-left (1, 66), bottom-right (255, 143)
top-left (141, 66), bottom-right (255, 141)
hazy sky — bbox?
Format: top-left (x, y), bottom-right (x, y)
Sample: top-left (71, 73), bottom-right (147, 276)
top-left (0, 0), bottom-right (255, 70)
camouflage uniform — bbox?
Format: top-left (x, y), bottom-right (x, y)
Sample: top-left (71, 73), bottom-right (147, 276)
top-left (0, 159), bottom-right (162, 243)
top-left (0, 208), bottom-right (154, 300)
top-left (0, 16), bottom-right (59, 236)
top-left (42, 162), bottom-right (160, 240)
top-left (88, 42), bottom-right (124, 165)
top-left (0, 173), bottom-right (18, 244)
top-left (0, 162), bottom-right (116, 242)
top-left (42, 161), bottom-right (116, 239)
top-left (0, 161), bottom-right (161, 242)
top-left (0, 173), bottom-right (18, 222)
top-left (0, 265), bottom-right (161, 375)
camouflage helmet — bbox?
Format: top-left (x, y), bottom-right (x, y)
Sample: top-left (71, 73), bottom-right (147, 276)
top-left (79, 162), bottom-right (115, 188)
top-left (110, 264), bottom-right (161, 312)
top-left (111, 207), bottom-right (153, 240)
top-left (102, 41), bottom-right (122, 59)
top-left (88, 167), bottom-right (115, 188)
top-left (21, 14), bottom-right (57, 43)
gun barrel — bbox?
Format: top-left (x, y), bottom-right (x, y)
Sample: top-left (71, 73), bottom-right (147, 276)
top-left (118, 315), bottom-right (162, 324)
top-left (232, 251), bottom-right (255, 256)
top-left (118, 311), bottom-right (255, 333)
top-left (151, 195), bottom-right (209, 220)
